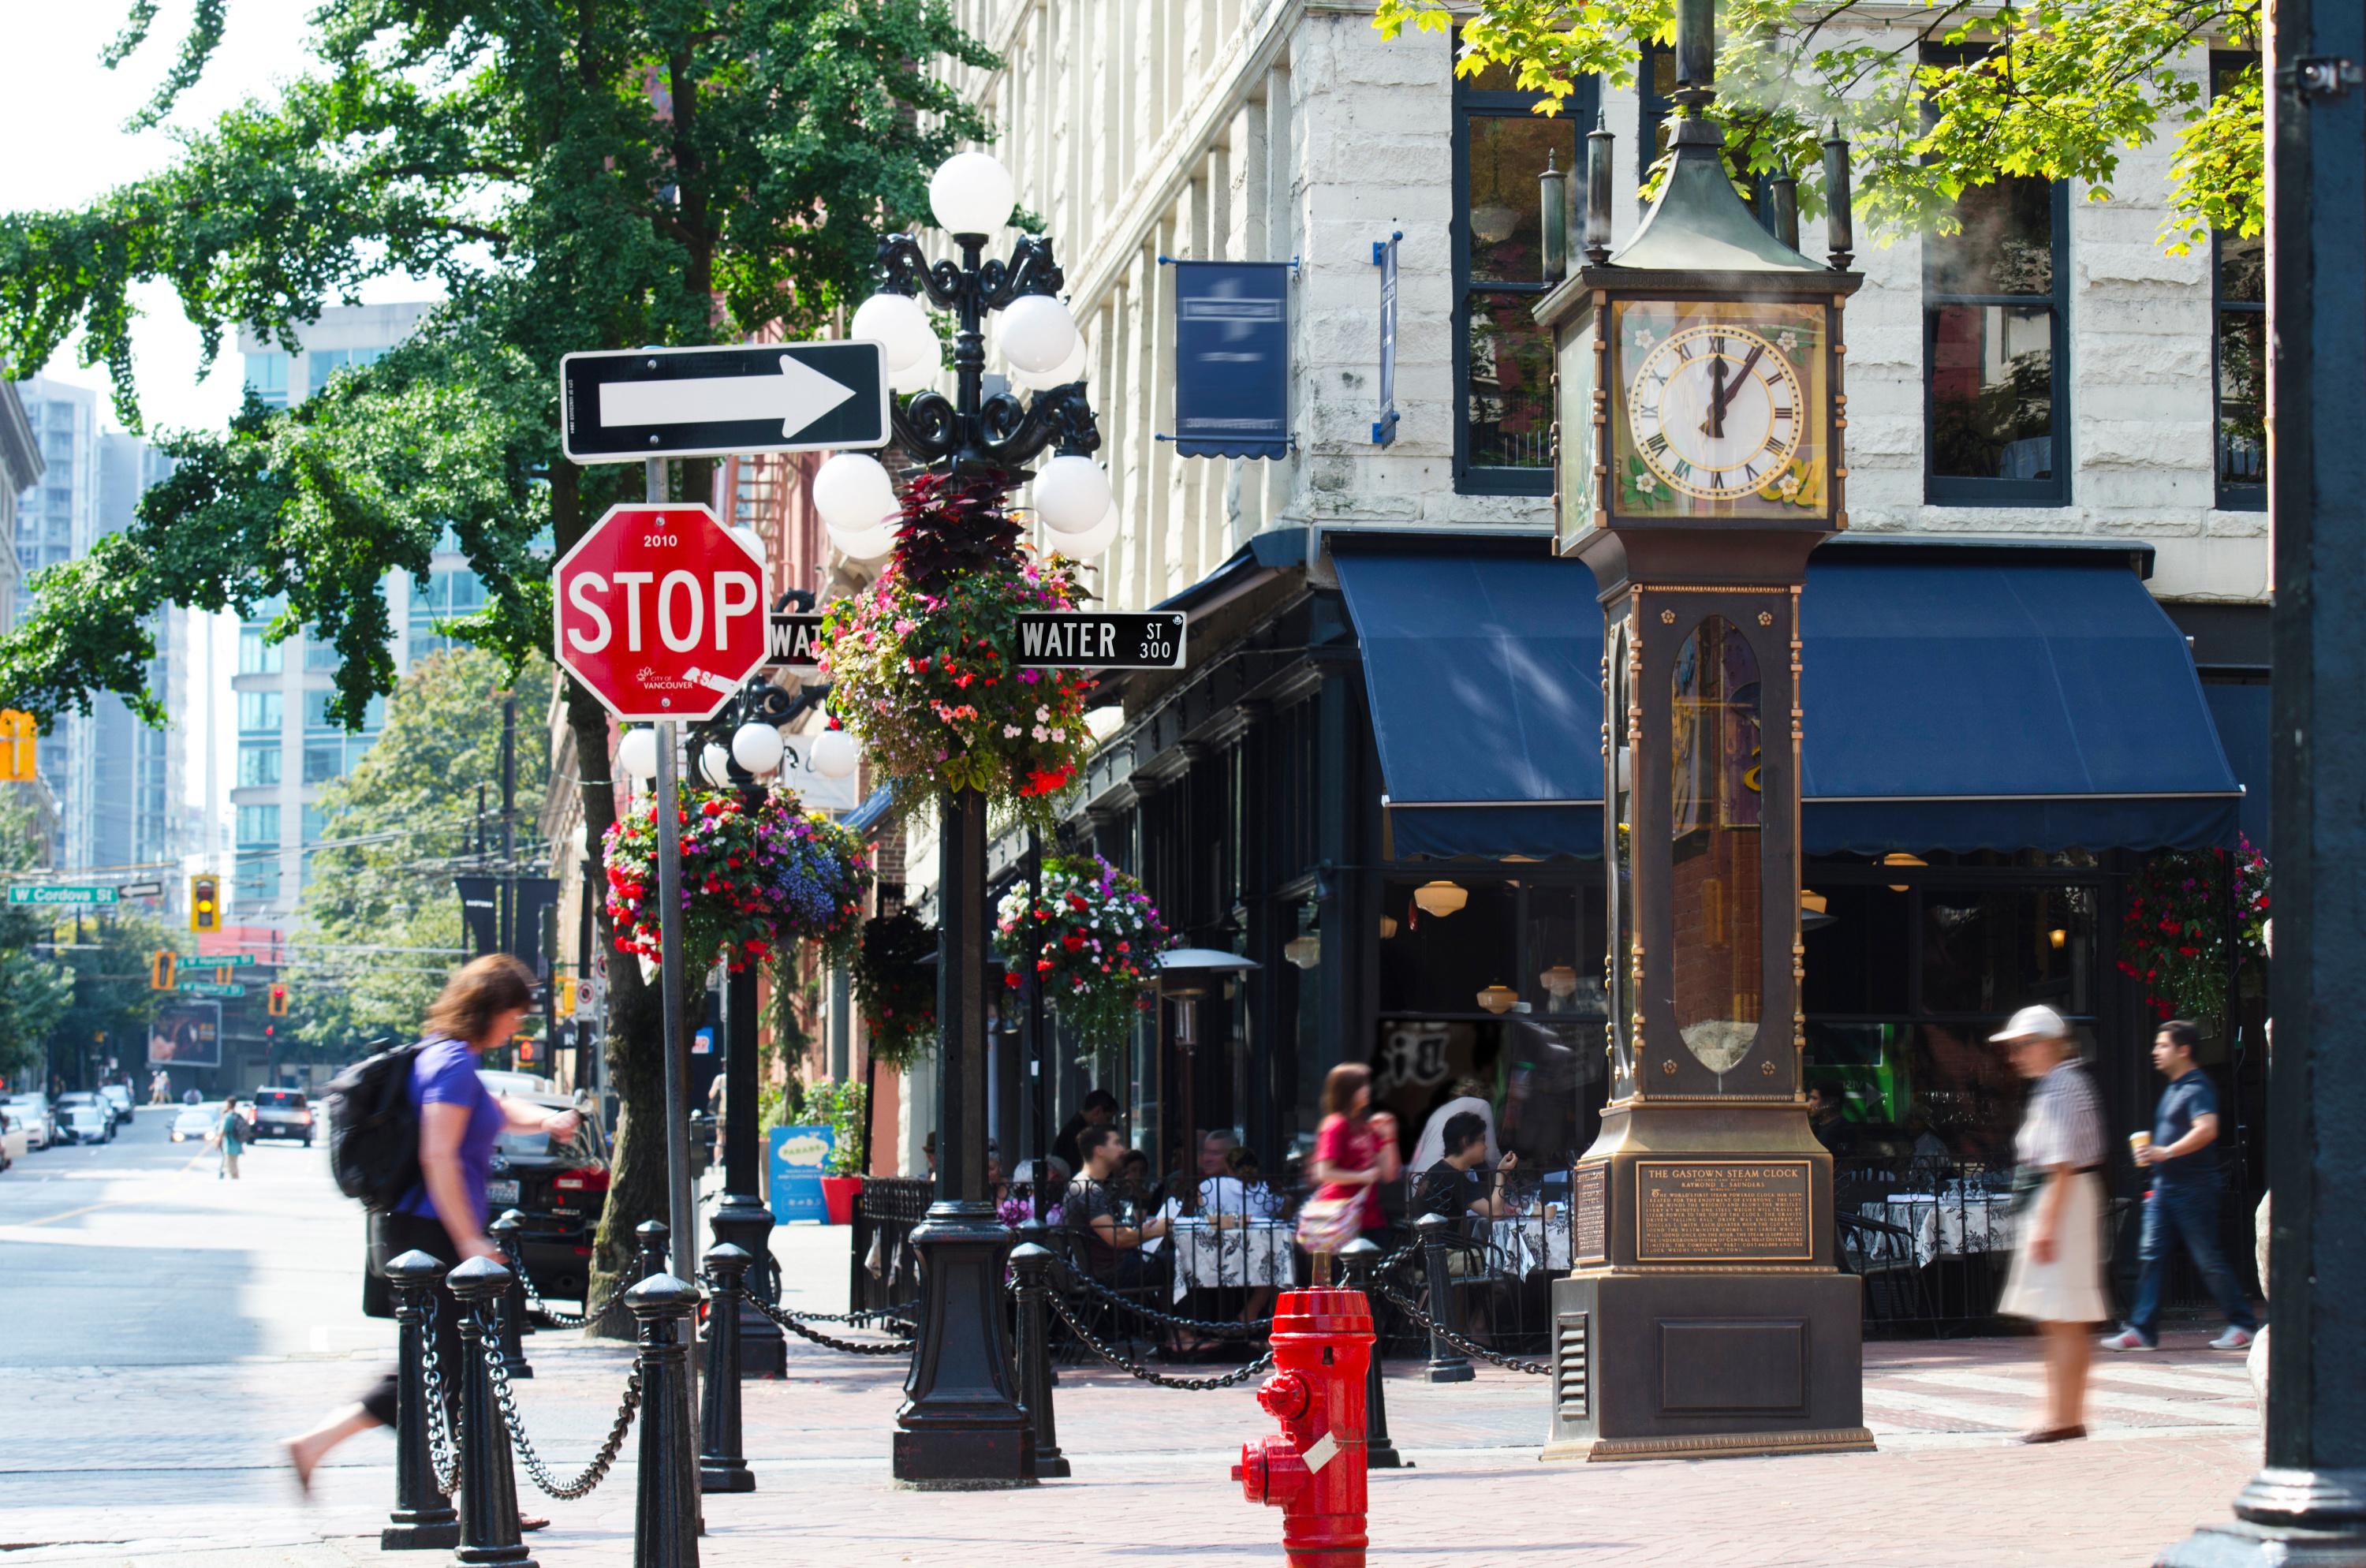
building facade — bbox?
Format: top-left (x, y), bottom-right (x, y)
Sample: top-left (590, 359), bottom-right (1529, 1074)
top-left (231, 302), bottom-right (480, 922)
top-left (857, 0), bottom-right (2270, 1290)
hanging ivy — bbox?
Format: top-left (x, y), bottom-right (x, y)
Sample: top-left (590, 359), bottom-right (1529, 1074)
top-left (853, 909), bottom-right (938, 1071)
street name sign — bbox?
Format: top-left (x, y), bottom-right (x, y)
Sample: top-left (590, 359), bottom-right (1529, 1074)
top-left (178, 980), bottom-right (246, 998)
top-left (763, 612), bottom-right (827, 673)
top-left (196, 953), bottom-right (256, 967)
top-left (560, 343), bottom-right (891, 464)
top-left (9, 885), bottom-right (118, 905)
top-left (1014, 611), bottom-right (1187, 670)
top-left (552, 502), bottom-right (770, 722)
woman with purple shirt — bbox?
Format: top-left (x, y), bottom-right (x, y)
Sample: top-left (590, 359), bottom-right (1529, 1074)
top-left (282, 955), bottom-right (582, 1495)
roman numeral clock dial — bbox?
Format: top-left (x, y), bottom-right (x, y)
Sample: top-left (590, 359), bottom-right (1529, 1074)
top-left (1626, 324), bottom-right (1805, 502)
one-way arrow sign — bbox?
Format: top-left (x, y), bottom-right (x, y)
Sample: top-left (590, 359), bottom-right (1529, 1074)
top-left (561, 342), bottom-right (891, 463)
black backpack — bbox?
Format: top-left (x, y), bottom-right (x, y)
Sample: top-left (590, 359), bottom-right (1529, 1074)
top-left (323, 1040), bottom-right (424, 1209)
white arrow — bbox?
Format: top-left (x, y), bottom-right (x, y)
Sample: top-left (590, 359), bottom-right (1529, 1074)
top-left (599, 355), bottom-right (859, 439)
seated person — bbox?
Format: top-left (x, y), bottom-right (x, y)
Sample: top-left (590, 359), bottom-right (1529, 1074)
top-left (1198, 1144), bottom-right (1284, 1223)
top-left (1063, 1126), bottom-right (1172, 1286)
top-left (1413, 1111), bottom-right (1519, 1222)
top-left (1117, 1146), bottom-right (1159, 1208)
top-left (1807, 1079), bottom-right (1858, 1159)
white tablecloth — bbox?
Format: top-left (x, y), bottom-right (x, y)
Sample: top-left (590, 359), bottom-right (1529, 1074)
top-left (1483, 1211), bottom-right (1572, 1275)
top-left (1858, 1193), bottom-right (2011, 1267)
top-left (1167, 1219), bottom-right (1294, 1301)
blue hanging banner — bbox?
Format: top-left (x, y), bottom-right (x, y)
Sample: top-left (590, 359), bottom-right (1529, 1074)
top-left (767, 1122), bottom-right (837, 1223)
top-left (1168, 259), bottom-right (1290, 459)
top-left (1372, 232), bottom-right (1401, 446)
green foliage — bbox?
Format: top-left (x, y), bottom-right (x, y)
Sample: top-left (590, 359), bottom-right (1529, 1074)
top-left (1373, 0), bottom-right (2261, 255)
top-left (294, 647), bottom-right (553, 1047)
top-left (52, 908), bottom-right (170, 1081)
top-left (802, 1077), bottom-right (867, 1175)
top-left (0, 805), bottom-right (72, 1084)
top-left (853, 909), bottom-right (936, 1072)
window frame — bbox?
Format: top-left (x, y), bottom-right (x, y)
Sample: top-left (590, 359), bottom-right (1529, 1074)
top-left (2210, 49), bottom-right (2267, 513)
top-left (1922, 177), bottom-right (2073, 506)
top-left (1451, 48), bottom-right (1594, 497)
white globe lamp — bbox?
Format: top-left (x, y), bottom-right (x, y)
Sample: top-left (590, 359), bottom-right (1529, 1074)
top-left (830, 523), bottom-right (899, 562)
top-left (729, 524), bottom-right (767, 562)
top-left (997, 293), bottom-right (1078, 375)
top-left (1013, 330), bottom-right (1089, 391)
top-left (812, 453), bottom-right (900, 539)
top-left (812, 726), bottom-right (860, 779)
top-left (618, 728), bottom-right (659, 782)
top-left (699, 742), bottom-right (733, 789)
top-left (929, 151), bottom-right (1015, 237)
top-left (1053, 502), bottom-right (1118, 558)
top-left (731, 722), bottom-right (785, 777)
top-left (1032, 454), bottom-right (1113, 536)
top-left (850, 291), bottom-right (941, 383)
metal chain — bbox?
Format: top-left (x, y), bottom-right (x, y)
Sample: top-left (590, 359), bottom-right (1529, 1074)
top-left (1372, 1275), bottom-right (1551, 1376)
top-left (513, 1266), bottom-right (613, 1331)
top-left (720, 1279), bottom-right (917, 1357)
top-left (416, 1297), bottom-right (464, 1497)
top-left (1041, 1289), bottom-right (1278, 1391)
top-left (479, 1306), bottom-right (643, 1499)
top-left (1054, 1264), bottom-right (1272, 1338)
top-left (765, 1298), bottom-right (920, 1329)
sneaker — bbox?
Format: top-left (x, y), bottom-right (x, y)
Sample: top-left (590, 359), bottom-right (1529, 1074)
top-left (2100, 1328), bottom-right (2155, 1351)
top-left (2209, 1327), bottom-right (2256, 1350)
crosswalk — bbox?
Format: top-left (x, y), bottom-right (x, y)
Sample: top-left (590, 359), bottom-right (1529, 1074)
top-left (1860, 1353), bottom-right (2256, 1436)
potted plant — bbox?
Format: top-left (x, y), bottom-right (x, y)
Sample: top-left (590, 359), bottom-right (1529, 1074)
top-left (805, 1078), bottom-right (869, 1226)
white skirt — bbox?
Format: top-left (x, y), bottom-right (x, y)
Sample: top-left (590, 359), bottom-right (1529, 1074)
top-left (1996, 1170), bottom-right (2110, 1324)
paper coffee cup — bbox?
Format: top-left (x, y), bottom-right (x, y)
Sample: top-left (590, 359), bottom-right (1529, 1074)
top-left (2129, 1132), bottom-right (2152, 1155)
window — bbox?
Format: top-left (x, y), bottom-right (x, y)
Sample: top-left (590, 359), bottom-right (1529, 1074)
top-left (237, 744), bottom-right (282, 788)
top-left (303, 742), bottom-right (344, 784)
top-left (1454, 50), bottom-right (1591, 495)
top-left (304, 689), bottom-right (338, 732)
top-left (237, 692), bottom-right (282, 734)
top-left (2212, 53), bottom-right (2265, 511)
top-left (1925, 175), bottom-right (2069, 503)
top-left (236, 804), bottom-right (281, 846)
top-left (237, 857), bottom-right (282, 906)
top-left (237, 626), bottom-right (282, 674)
top-left (304, 638), bottom-right (341, 670)
top-left (301, 804), bottom-right (330, 843)
top-left (245, 352), bottom-right (290, 409)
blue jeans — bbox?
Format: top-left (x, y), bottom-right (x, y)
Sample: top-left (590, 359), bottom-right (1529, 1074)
top-left (2127, 1183), bottom-right (2259, 1340)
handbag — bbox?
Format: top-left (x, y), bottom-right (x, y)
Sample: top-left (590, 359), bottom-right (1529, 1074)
top-left (1295, 1195), bottom-right (1360, 1256)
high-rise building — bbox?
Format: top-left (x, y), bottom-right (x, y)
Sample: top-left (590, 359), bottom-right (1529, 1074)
top-left (230, 302), bottom-right (483, 920)
top-left (9, 375), bottom-right (186, 883)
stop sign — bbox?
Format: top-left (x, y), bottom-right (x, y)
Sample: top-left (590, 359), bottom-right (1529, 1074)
top-left (552, 502), bottom-right (768, 722)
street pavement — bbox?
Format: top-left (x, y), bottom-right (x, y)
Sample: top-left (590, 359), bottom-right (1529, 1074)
top-left (0, 1108), bottom-right (2263, 1566)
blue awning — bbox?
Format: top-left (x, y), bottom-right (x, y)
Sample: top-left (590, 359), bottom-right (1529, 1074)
top-left (1335, 547), bottom-right (2243, 860)
top-left (841, 786), bottom-right (894, 835)
top-left (2201, 682), bottom-right (2271, 854)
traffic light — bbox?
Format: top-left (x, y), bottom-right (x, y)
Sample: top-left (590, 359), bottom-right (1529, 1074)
top-left (515, 1036), bottom-right (539, 1066)
top-left (557, 977), bottom-right (578, 1017)
top-left (267, 984), bottom-right (289, 1017)
top-left (0, 711), bottom-right (35, 782)
top-left (189, 875), bottom-right (220, 932)
top-left (148, 951), bottom-right (177, 991)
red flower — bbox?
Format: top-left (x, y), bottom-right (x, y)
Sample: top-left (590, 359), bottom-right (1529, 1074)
top-left (1005, 973), bottom-right (1022, 989)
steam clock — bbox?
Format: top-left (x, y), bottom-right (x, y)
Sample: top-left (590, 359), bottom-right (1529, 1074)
top-left (1534, 0), bottom-right (1872, 1462)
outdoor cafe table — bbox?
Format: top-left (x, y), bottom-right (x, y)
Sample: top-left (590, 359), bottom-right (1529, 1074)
top-left (1164, 1216), bottom-right (1294, 1302)
top-left (1857, 1190), bottom-right (2012, 1268)
top-left (1483, 1209), bottom-right (1573, 1276)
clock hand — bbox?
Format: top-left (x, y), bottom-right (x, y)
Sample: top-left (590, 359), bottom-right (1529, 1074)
top-left (1701, 344), bottom-right (1767, 439)
top-left (1704, 354), bottom-right (1728, 441)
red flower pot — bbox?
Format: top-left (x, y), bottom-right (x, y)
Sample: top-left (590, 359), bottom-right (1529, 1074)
top-left (821, 1174), bottom-right (864, 1226)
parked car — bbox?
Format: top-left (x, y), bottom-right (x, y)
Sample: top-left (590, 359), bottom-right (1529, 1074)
top-left (483, 1089), bottom-right (610, 1310)
top-left (170, 1106), bottom-right (215, 1143)
top-left (0, 1110), bottom-right (26, 1169)
top-left (5, 1095), bottom-right (56, 1150)
top-left (54, 1092), bottom-right (114, 1144)
top-left (98, 1084), bottom-right (134, 1127)
top-left (248, 1088), bottom-right (314, 1145)
top-left (55, 1103), bottom-right (113, 1145)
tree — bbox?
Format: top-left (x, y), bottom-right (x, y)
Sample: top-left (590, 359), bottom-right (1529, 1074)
top-left (0, 0), bottom-right (994, 1300)
top-left (297, 647), bottom-right (552, 1049)
top-left (51, 908), bottom-right (170, 1088)
top-left (1375, 0), bottom-right (2261, 254)
top-left (0, 803), bottom-right (71, 1088)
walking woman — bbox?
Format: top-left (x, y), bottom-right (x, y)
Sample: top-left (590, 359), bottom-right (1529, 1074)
top-left (1298, 1062), bottom-right (1401, 1282)
top-left (1992, 1005), bottom-right (2110, 1444)
top-left (211, 1097), bottom-right (246, 1180)
top-left (282, 955), bottom-right (580, 1495)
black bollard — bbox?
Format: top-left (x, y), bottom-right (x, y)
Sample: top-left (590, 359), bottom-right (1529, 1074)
top-left (1008, 1225), bottom-right (1069, 1480)
top-left (1414, 1214), bottom-right (1474, 1384)
top-left (708, 1196), bottom-right (786, 1379)
top-left (491, 1209), bottom-right (535, 1378)
top-left (1339, 1238), bottom-right (1410, 1470)
top-left (382, 1250), bottom-right (462, 1548)
top-left (448, 1256), bottom-right (538, 1568)
top-left (697, 1243), bottom-right (756, 1494)
top-left (627, 1269), bottom-right (703, 1568)
top-left (636, 1219), bottom-right (672, 1283)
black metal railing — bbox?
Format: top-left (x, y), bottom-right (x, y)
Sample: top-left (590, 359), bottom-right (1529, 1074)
top-left (851, 1176), bottom-right (931, 1318)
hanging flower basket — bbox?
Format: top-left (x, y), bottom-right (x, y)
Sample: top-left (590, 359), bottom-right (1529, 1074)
top-left (604, 784), bottom-right (871, 973)
top-left (993, 854), bottom-right (1171, 1058)
top-left (853, 909), bottom-right (938, 1071)
top-left (2117, 835), bottom-right (2271, 1022)
top-left (815, 472), bottom-right (1099, 827)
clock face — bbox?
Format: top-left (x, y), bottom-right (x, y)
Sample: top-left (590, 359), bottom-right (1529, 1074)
top-left (1625, 324), bottom-right (1805, 502)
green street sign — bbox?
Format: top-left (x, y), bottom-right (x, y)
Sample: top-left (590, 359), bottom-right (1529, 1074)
top-left (8, 886), bottom-right (119, 905)
top-left (177, 980), bottom-right (246, 998)
top-left (195, 954), bottom-right (256, 967)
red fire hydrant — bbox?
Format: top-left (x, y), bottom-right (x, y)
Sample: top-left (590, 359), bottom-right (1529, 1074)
top-left (1232, 1285), bottom-right (1372, 1567)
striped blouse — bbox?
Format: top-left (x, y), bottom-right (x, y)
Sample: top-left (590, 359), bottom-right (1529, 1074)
top-left (2016, 1058), bottom-right (2107, 1172)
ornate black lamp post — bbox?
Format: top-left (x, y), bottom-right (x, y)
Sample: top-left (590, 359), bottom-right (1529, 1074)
top-left (840, 151), bottom-right (1103, 1488)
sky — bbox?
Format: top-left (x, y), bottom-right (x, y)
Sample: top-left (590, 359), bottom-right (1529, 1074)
top-left (4, 1), bottom-right (438, 849)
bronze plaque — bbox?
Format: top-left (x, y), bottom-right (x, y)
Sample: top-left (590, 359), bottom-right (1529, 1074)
top-left (1573, 1163), bottom-right (1609, 1260)
top-left (1633, 1159), bottom-right (1812, 1262)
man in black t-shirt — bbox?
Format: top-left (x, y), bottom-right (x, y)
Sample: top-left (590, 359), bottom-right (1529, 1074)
top-left (1062, 1124), bottom-right (1170, 1285)
top-left (1413, 1112), bottom-right (1517, 1221)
